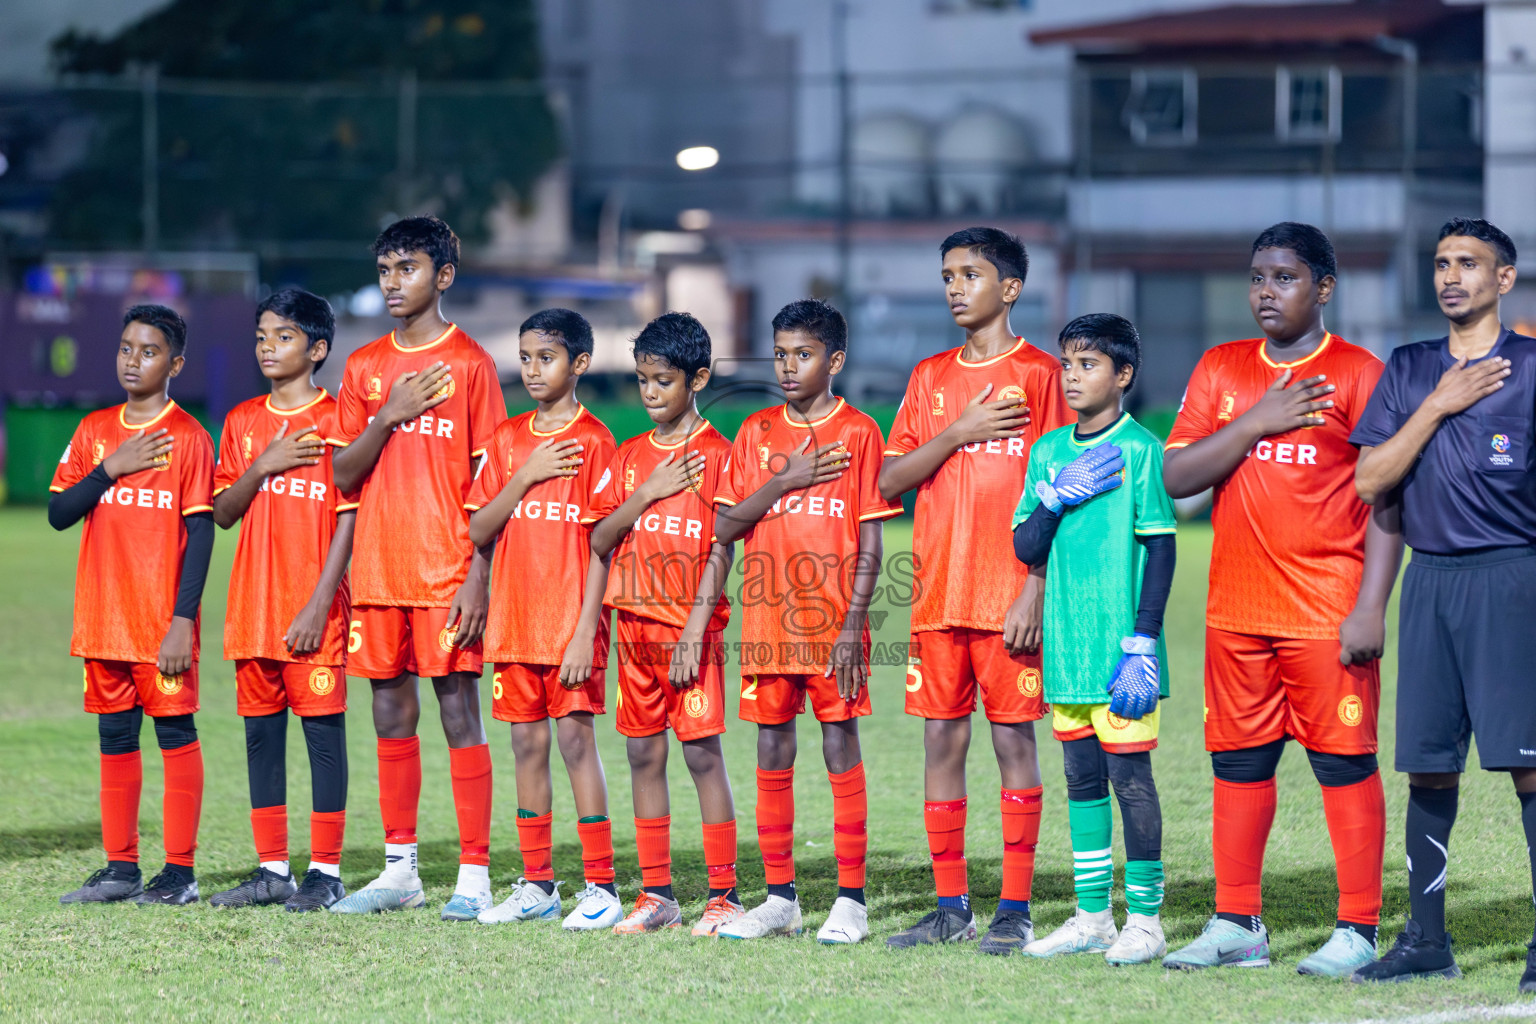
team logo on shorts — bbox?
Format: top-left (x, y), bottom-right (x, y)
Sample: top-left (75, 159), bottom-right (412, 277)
top-left (683, 688), bottom-right (709, 719)
top-left (1017, 667), bottom-right (1042, 698)
top-left (997, 385), bottom-right (1027, 410)
top-left (1106, 710), bottom-right (1131, 730)
top-left (309, 667), bottom-right (336, 696)
top-left (433, 376), bottom-right (456, 401)
top-left (366, 375), bottom-right (383, 401)
top-left (91, 439), bottom-right (106, 465)
top-left (439, 624), bottom-right (459, 652)
top-left (155, 672), bottom-right (183, 695)
top-left (1337, 694), bottom-right (1364, 727)
top-left (931, 390), bottom-right (945, 417)
top-left (1493, 433), bottom-right (1512, 454)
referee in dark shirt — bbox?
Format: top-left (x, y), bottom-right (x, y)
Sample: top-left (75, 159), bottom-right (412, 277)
top-left (1349, 217), bottom-right (1535, 988)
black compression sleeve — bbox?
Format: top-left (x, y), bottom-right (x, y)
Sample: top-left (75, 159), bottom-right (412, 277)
top-left (174, 512), bottom-right (216, 619)
top-left (48, 465), bottom-right (113, 531)
top-left (1132, 533), bottom-right (1176, 639)
top-left (1012, 504), bottom-right (1062, 567)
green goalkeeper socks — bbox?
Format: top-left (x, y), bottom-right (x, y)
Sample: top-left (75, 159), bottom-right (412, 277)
top-left (1124, 859), bottom-right (1165, 916)
top-left (1068, 797), bottom-right (1113, 914)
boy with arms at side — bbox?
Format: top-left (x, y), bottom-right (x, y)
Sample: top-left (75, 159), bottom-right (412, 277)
top-left (51, 305), bottom-right (215, 906)
top-left (1161, 223), bottom-right (1398, 975)
top-left (711, 299), bottom-right (902, 945)
top-left (208, 289), bottom-right (356, 912)
top-left (327, 217), bottom-right (508, 919)
top-left (879, 227), bottom-right (1071, 950)
top-left (587, 312), bottom-right (741, 936)
top-left (1012, 314), bottom-right (1177, 966)
top-left (465, 308), bottom-right (623, 930)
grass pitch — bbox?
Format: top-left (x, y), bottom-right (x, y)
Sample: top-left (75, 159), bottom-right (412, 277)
top-left (1, 508), bottom-right (1534, 1023)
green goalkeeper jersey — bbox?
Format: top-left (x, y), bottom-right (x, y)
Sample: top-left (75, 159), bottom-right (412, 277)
top-left (1013, 413), bottom-right (1177, 704)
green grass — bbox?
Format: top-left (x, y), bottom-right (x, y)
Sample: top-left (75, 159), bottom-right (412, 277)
top-left (1, 507), bottom-right (1533, 1023)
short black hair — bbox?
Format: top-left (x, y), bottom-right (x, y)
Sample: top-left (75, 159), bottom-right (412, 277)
top-left (771, 298), bottom-right (848, 355)
top-left (123, 304), bottom-right (187, 358)
top-left (1252, 221), bottom-right (1337, 285)
top-left (256, 288), bottom-right (336, 369)
top-left (633, 311), bottom-right (712, 379)
top-left (372, 215), bottom-right (461, 272)
top-left (1058, 312), bottom-right (1142, 394)
top-left (519, 307), bottom-right (594, 361)
top-left (940, 226), bottom-right (1029, 286)
top-left (1439, 216), bottom-right (1518, 267)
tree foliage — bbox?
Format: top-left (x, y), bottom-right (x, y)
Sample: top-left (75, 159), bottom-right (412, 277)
top-left (48, 0), bottom-right (561, 250)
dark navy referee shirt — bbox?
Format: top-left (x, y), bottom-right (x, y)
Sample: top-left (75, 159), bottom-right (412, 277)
top-left (1350, 327), bottom-right (1536, 554)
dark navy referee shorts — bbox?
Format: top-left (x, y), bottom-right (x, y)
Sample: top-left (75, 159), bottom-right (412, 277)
top-left (1395, 546), bottom-right (1536, 774)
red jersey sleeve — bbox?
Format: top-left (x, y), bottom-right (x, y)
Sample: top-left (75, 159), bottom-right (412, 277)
top-left (181, 427), bottom-right (215, 516)
top-left (50, 418), bottom-right (94, 493)
top-left (856, 420), bottom-right (903, 520)
top-left (715, 424), bottom-right (752, 507)
top-left (584, 447), bottom-right (625, 524)
top-left (1165, 353), bottom-right (1218, 450)
top-left (1343, 355), bottom-right (1385, 431)
top-left (465, 426), bottom-right (508, 511)
top-left (580, 429), bottom-right (619, 521)
top-left (467, 353), bottom-right (506, 458)
top-left (1030, 361), bottom-right (1072, 435)
top-left (884, 365), bottom-right (927, 456)
top-left (331, 357), bottom-right (368, 447)
top-left (213, 408), bottom-right (246, 497)
top-left (316, 408), bottom-right (360, 511)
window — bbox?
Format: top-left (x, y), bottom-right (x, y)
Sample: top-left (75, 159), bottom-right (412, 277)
top-left (1277, 66), bottom-right (1341, 142)
top-left (1124, 69), bottom-right (1197, 146)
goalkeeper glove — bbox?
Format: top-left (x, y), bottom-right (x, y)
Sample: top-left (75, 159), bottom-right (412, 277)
top-left (1106, 633), bottom-right (1159, 720)
top-left (1035, 443), bottom-right (1124, 514)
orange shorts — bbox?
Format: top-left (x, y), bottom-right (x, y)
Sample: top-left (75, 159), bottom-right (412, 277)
top-left (904, 629), bottom-right (1046, 724)
top-left (1203, 627), bottom-right (1380, 754)
top-left (739, 672), bottom-right (872, 725)
top-left (84, 659), bottom-right (199, 717)
top-left (613, 611), bottom-right (726, 741)
top-left (347, 605), bottom-right (484, 680)
top-left (491, 662), bottom-right (606, 723)
top-left (235, 658), bottom-right (347, 717)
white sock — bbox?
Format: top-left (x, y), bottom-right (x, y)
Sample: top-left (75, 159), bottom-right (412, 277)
top-left (456, 863), bottom-right (490, 895)
top-left (383, 842), bottom-right (418, 881)
top-left (260, 860), bottom-right (291, 878)
top-left (308, 861), bottom-right (341, 878)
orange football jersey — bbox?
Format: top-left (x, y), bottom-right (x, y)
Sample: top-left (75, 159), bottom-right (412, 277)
top-left (715, 399), bottom-right (901, 674)
top-left (216, 391), bottom-right (356, 664)
top-left (1165, 334), bottom-right (1383, 639)
top-left (329, 325), bottom-right (506, 607)
top-left (587, 422), bottom-right (733, 632)
top-left (466, 406), bottom-right (617, 665)
top-left (51, 401), bottom-right (215, 662)
top-left (885, 338), bottom-right (1070, 633)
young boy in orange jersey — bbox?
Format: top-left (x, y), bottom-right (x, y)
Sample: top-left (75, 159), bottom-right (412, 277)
top-left (879, 227), bottom-right (1071, 951)
top-left (711, 299), bottom-right (902, 945)
top-left (588, 312), bottom-right (741, 936)
top-left (326, 216), bottom-right (508, 919)
top-left (209, 288), bottom-right (355, 912)
top-left (1162, 223), bottom-right (1400, 976)
top-left (465, 308), bottom-right (622, 930)
top-left (51, 305), bottom-right (215, 906)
